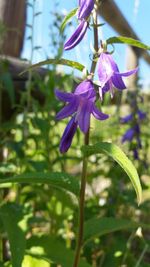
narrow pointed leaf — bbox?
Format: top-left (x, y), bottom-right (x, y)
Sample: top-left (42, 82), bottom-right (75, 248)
top-left (107, 36), bottom-right (150, 50)
top-left (60, 8), bottom-right (78, 32)
top-left (83, 217), bottom-right (147, 244)
top-left (20, 58), bottom-right (87, 75)
top-left (82, 142), bottom-right (142, 204)
top-left (0, 172), bottom-right (80, 196)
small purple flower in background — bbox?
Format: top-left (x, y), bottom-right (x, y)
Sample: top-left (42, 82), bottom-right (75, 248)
top-left (121, 109), bottom-right (146, 124)
top-left (120, 114), bottom-right (133, 124)
top-left (97, 52), bottom-right (138, 99)
top-left (122, 124), bottom-right (140, 143)
top-left (137, 110), bottom-right (146, 120)
top-left (121, 128), bottom-right (135, 143)
top-left (64, 0), bottom-right (94, 50)
top-left (55, 80), bottom-right (108, 153)
top-left (121, 109), bottom-right (146, 159)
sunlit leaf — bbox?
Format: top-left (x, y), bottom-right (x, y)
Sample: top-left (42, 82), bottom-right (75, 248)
top-left (107, 36), bottom-right (150, 50)
top-left (22, 255), bottom-right (49, 267)
top-left (82, 142), bottom-right (142, 204)
top-left (20, 58), bottom-right (87, 75)
top-left (27, 236), bottom-right (91, 267)
top-left (0, 172), bottom-right (80, 197)
top-left (60, 8), bottom-right (78, 32)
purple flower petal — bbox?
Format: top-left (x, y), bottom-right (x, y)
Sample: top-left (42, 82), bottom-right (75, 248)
top-left (120, 114), bottom-right (133, 123)
top-left (60, 116), bottom-right (78, 153)
top-left (101, 81), bottom-right (111, 93)
top-left (92, 105), bottom-right (109, 120)
top-left (97, 53), bottom-right (114, 85)
top-left (76, 100), bottom-right (92, 133)
top-left (138, 110), bottom-right (146, 120)
top-left (55, 89), bottom-right (74, 102)
top-left (112, 73), bottom-right (126, 90)
top-left (64, 21), bottom-right (88, 51)
top-left (74, 79), bottom-right (96, 100)
top-left (56, 99), bottom-right (78, 120)
top-left (78, 0), bottom-right (94, 20)
top-left (79, 0), bottom-right (85, 7)
top-left (116, 67), bottom-right (138, 77)
top-left (122, 128), bottom-right (135, 143)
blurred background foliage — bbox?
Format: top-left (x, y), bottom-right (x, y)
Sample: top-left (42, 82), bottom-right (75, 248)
top-left (0, 0), bottom-right (150, 267)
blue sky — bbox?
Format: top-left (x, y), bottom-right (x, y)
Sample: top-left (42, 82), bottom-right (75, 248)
top-left (22, 0), bottom-right (150, 88)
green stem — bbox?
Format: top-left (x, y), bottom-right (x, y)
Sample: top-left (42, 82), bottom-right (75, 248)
top-left (72, 5), bottom-right (99, 267)
top-left (27, 0), bottom-right (35, 111)
top-left (135, 244), bottom-right (148, 267)
top-left (72, 131), bottom-right (89, 267)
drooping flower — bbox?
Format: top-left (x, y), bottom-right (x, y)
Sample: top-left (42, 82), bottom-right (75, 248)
top-left (97, 52), bottom-right (138, 98)
top-left (78, 0), bottom-right (95, 20)
top-left (64, 0), bottom-right (94, 50)
top-left (64, 21), bottom-right (88, 51)
top-left (120, 109), bottom-right (146, 124)
top-left (55, 80), bottom-right (108, 153)
top-left (121, 124), bottom-right (140, 143)
top-left (121, 108), bottom-right (146, 160)
top-left (137, 110), bottom-right (146, 120)
top-left (59, 116), bottom-right (78, 153)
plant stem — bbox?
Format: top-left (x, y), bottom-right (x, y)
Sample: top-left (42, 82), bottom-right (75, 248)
top-left (72, 4), bottom-right (99, 267)
top-left (73, 131), bottom-right (89, 267)
top-left (135, 244), bottom-right (148, 267)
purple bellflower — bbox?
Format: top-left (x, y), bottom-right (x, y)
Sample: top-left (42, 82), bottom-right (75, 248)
top-left (121, 109), bottom-right (146, 159)
top-left (120, 109), bottom-right (146, 124)
top-left (64, 0), bottom-right (94, 50)
top-left (55, 80), bottom-right (108, 153)
top-left (97, 52), bottom-right (138, 99)
top-left (121, 124), bottom-right (140, 143)
top-left (64, 21), bottom-right (88, 51)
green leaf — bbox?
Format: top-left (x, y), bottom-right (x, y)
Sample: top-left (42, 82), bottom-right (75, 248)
top-left (27, 236), bottom-right (91, 267)
top-left (60, 8), bottom-right (78, 32)
top-left (84, 217), bottom-right (144, 244)
top-left (82, 142), bottom-right (142, 204)
top-left (0, 203), bottom-right (27, 267)
top-left (0, 172), bottom-right (80, 197)
top-left (107, 36), bottom-right (150, 50)
top-left (20, 58), bottom-right (87, 75)
top-left (0, 72), bottom-right (15, 105)
top-left (22, 255), bottom-right (49, 267)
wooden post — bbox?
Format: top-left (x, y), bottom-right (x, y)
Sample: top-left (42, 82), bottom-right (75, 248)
top-left (126, 46), bottom-right (139, 91)
top-left (0, 0), bottom-right (26, 57)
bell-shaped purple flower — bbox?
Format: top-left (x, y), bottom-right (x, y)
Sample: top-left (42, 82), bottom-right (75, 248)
top-left (64, 0), bottom-right (94, 50)
top-left (97, 52), bottom-right (138, 98)
top-left (122, 124), bottom-right (140, 143)
top-left (122, 128), bottom-right (135, 143)
top-left (120, 114), bottom-right (133, 124)
top-left (78, 0), bottom-right (95, 20)
top-left (55, 80), bottom-right (109, 153)
top-left (64, 21), bottom-right (88, 51)
top-left (121, 109), bottom-right (146, 124)
top-left (137, 110), bottom-right (146, 120)
top-left (60, 116), bottom-right (78, 153)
